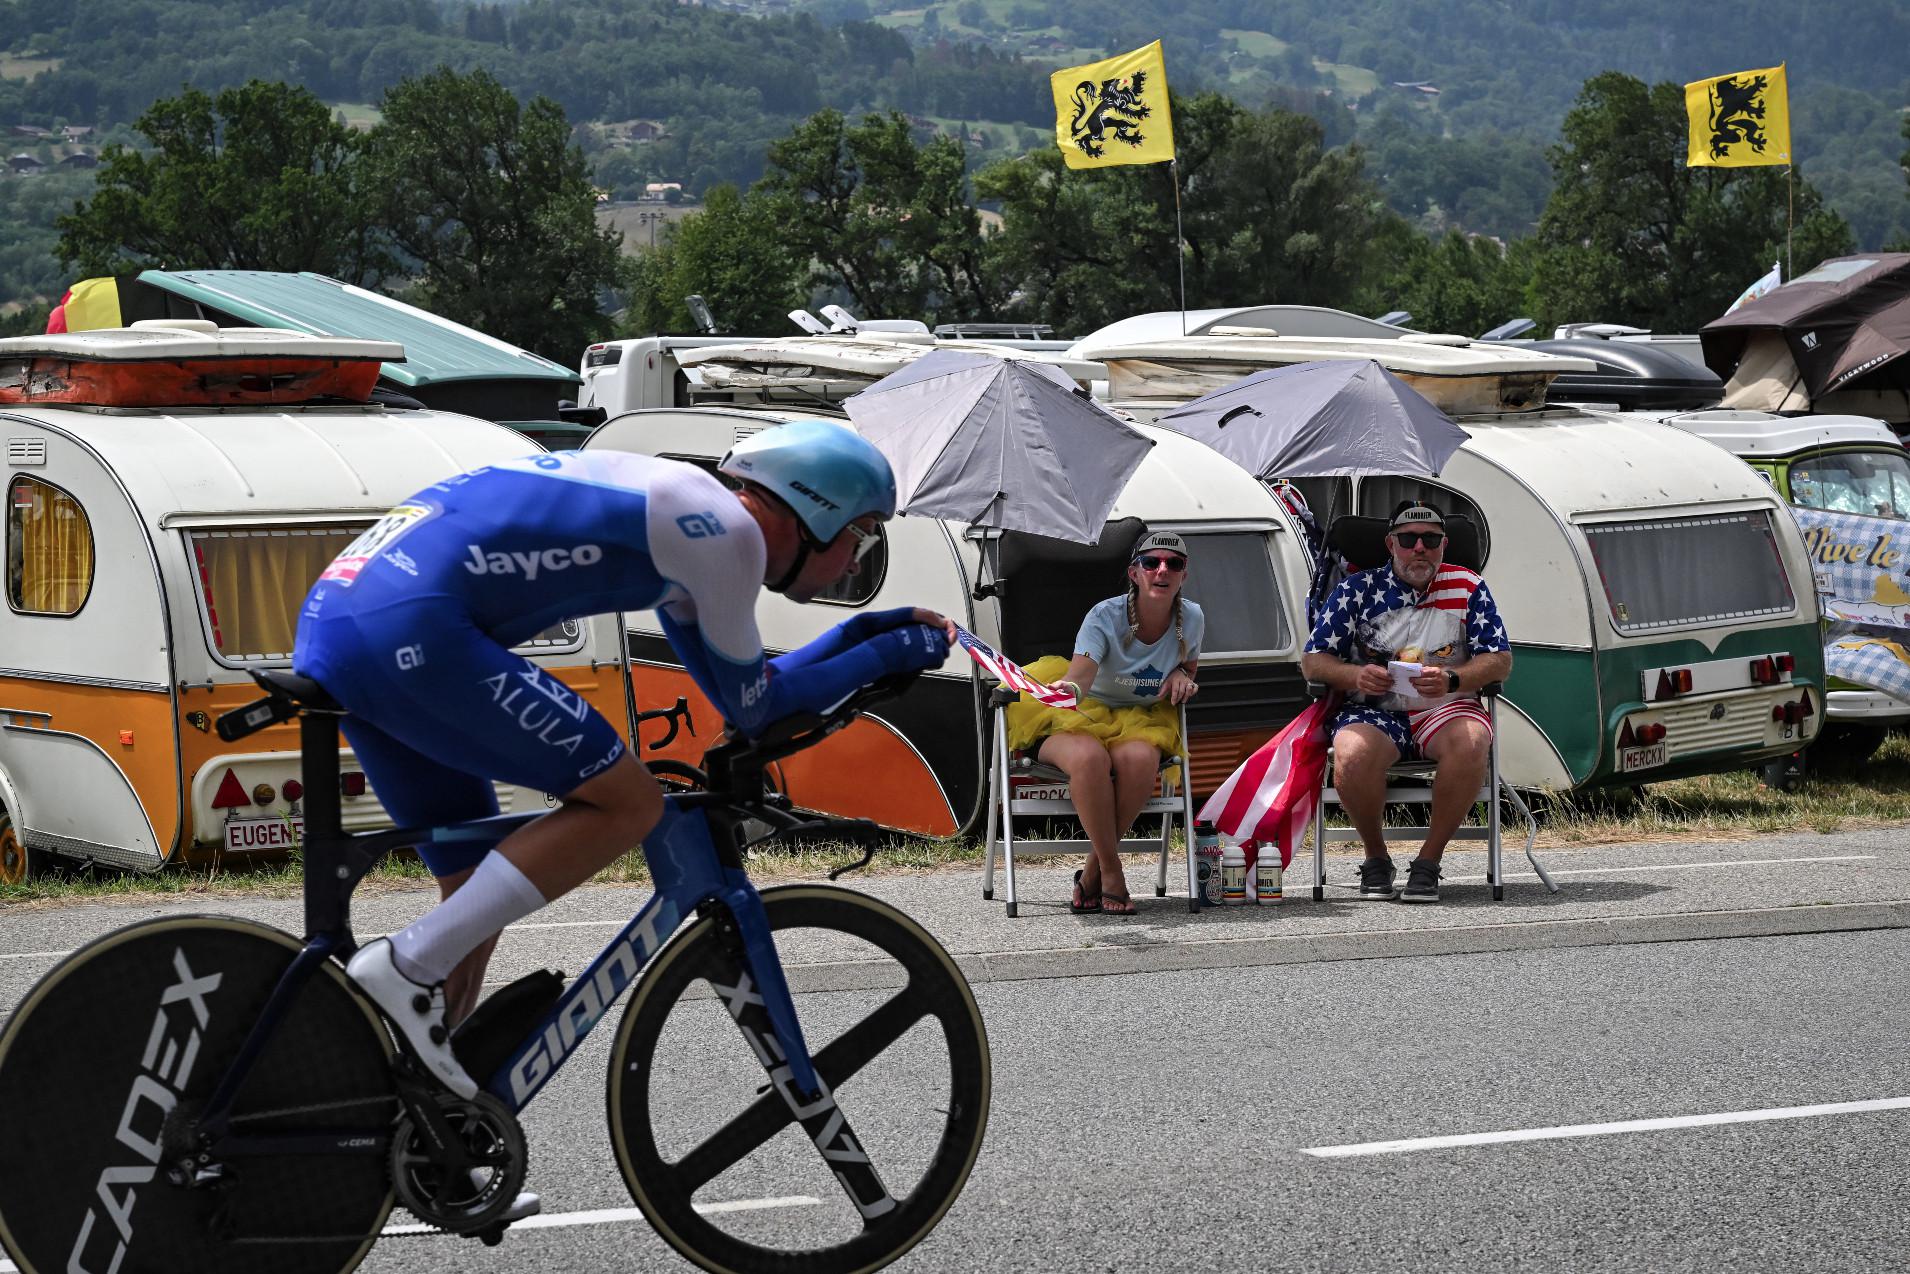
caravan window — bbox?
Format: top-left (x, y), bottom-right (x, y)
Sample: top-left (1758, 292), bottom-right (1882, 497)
top-left (1175, 530), bottom-right (1289, 655)
top-left (190, 526), bottom-right (363, 662)
top-left (1789, 451), bottom-right (1910, 521)
top-left (7, 475), bottom-right (94, 616)
top-left (1582, 511), bottom-right (1795, 634)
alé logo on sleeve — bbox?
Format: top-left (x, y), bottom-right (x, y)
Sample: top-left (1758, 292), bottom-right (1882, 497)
top-left (463, 543), bottom-right (603, 580)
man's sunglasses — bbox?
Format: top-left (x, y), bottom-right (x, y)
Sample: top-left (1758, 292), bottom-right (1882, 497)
top-left (1136, 554), bottom-right (1187, 573)
top-left (842, 521), bottom-right (882, 564)
top-left (1391, 531), bottom-right (1445, 550)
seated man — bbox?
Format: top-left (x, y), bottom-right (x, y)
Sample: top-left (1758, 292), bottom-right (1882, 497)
top-left (293, 421), bottom-right (953, 1157)
top-left (1298, 501), bottom-right (1512, 903)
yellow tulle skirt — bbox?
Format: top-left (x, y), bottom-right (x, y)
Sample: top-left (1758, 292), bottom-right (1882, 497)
top-left (1001, 655), bottom-right (1184, 783)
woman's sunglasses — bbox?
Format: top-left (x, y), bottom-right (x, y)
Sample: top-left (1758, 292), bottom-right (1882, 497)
top-left (1136, 554), bottom-right (1187, 573)
top-left (1391, 532), bottom-right (1445, 550)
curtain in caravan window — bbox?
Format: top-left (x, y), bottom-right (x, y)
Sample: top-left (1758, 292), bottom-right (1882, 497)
top-left (8, 475), bottom-right (94, 615)
top-left (190, 526), bottom-right (362, 661)
top-left (1582, 511), bottom-right (1795, 633)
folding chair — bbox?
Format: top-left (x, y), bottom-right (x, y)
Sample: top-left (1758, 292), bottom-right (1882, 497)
top-left (971, 518), bottom-right (1201, 917)
top-left (1304, 515), bottom-right (1556, 901)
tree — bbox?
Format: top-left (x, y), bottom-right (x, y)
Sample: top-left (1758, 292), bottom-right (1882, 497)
top-left (368, 66), bottom-right (624, 360)
top-left (54, 80), bottom-right (387, 282)
top-left (756, 109), bottom-right (1001, 323)
top-left (625, 184), bottom-right (806, 335)
top-left (1527, 71), bottom-right (1853, 332)
top-left (1362, 221), bottom-right (1537, 337)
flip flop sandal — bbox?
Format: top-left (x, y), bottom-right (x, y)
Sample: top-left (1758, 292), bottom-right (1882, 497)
top-left (1069, 868), bottom-right (1102, 914)
top-left (1099, 889), bottom-right (1137, 916)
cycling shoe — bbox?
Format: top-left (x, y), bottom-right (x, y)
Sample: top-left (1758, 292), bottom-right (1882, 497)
top-left (347, 938), bottom-right (478, 1100)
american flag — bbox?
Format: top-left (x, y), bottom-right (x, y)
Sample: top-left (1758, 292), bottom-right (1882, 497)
top-left (953, 626), bottom-right (1080, 709)
top-left (1197, 694), bottom-right (1338, 866)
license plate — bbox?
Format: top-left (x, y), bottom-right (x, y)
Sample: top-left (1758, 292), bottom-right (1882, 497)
top-left (1012, 784), bottom-right (1070, 800)
top-left (224, 816), bottom-right (303, 853)
top-left (1618, 743), bottom-right (1667, 774)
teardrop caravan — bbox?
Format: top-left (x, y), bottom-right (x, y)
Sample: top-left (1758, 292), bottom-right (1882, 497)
top-left (0, 325), bottom-right (622, 883)
top-left (1071, 309), bottom-right (1826, 789)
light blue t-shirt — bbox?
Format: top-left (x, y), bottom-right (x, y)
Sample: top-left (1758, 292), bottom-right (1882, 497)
top-left (1074, 595), bottom-right (1206, 706)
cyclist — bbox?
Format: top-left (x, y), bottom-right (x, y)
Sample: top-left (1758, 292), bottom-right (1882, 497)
top-left (293, 421), bottom-right (952, 1129)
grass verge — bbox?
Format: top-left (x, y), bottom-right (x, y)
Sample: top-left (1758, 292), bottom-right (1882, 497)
top-left (5, 736), bottom-right (1907, 907)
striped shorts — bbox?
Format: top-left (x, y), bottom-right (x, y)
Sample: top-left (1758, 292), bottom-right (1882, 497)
top-left (1330, 698), bottom-right (1491, 761)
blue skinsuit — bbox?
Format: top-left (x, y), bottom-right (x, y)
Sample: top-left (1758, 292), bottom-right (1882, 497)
top-left (293, 451), bottom-right (943, 873)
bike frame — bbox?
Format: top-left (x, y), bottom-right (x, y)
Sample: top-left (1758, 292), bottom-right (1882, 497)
top-left (195, 706), bottom-right (826, 1153)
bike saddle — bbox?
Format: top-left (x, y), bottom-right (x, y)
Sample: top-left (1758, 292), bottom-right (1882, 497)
top-left (248, 667), bottom-right (344, 711)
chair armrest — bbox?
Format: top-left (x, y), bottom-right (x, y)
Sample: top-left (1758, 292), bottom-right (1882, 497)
top-left (987, 683), bottom-right (1019, 709)
top-left (1305, 680), bottom-right (1331, 699)
top-left (1479, 681), bottom-right (1503, 699)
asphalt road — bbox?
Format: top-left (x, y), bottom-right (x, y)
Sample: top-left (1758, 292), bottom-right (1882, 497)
top-left (3, 844), bottom-right (1907, 1274)
top-left (343, 927), bottom-right (1909, 1273)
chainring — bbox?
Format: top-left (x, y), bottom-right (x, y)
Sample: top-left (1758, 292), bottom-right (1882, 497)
top-left (388, 1091), bottom-right (527, 1235)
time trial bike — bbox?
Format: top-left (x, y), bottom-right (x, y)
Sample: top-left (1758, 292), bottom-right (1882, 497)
top-left (0, 668), bottom-right (989, 1274)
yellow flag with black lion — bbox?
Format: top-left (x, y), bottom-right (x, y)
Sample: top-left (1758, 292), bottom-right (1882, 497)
top-left (1050, 40), bottom-right (1176, 170)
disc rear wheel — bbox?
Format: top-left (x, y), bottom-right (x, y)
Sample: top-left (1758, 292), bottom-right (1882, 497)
top-left (0, 916), bottom-right (397, 1274)
top-left (607, 885), bottom-right (990, 1274)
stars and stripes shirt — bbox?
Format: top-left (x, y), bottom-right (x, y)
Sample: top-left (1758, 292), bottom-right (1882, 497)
top-left (1304, 562), bottom-right (1509, 712)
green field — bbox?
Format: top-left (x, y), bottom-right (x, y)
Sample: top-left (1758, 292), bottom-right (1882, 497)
top-left (1314, 58), bottom-right (1380, 96)
top-left (328, 101), bottom-right (383, 129)
top-left (1220, 28), bottom-right (1290, 58)
top-left (0, 54), bottom-right (61, 80)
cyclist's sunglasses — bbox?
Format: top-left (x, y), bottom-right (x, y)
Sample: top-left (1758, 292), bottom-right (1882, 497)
top-left (842, 520), bottom-right (882, 564)
top-left (1391, 531), bottom-right (1446, 550)
top-left (1136, 554), bottom-right (1187, 573)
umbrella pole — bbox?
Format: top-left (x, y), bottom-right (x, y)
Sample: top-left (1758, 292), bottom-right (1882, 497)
top-left (1170, 158), bottom-right (1188, 337)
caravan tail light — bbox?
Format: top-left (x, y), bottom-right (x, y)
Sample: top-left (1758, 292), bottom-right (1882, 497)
top-left (1772, 692), bottom-right (1815, 726)
top-left (1638, 722), bottom-right (1667, 745)
top-left (1654, 669), bottom-right (1694, 700)
top-left (282, 780), bottom-right (303, 802)
top-left (340, 771), bottom-right (367, 797)
top-left (1749, 657), bottom-right (1778, 685)
top-left (1774, 653), bottom-right (1795, 675)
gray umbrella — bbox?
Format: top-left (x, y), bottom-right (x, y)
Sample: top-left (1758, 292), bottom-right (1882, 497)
top-left (1152, 359), bottom-right (1469, 478)
top-left (845, 348), bottom-right (1154, 543)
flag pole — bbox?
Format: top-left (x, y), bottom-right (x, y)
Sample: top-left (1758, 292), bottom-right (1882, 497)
top-left (1786, 164), bottom-right (1794, 279)
top-left (1171, 158), bottom-right (1187, 336)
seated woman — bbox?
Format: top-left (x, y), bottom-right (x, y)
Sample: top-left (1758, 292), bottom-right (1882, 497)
top-left (1003, 530), bottom-right (1203, 916)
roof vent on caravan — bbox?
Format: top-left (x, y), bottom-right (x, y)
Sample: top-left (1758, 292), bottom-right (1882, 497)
top-left (0, 326), bottom-right (406, 408)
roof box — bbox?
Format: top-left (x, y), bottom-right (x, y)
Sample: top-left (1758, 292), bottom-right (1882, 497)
top-left (1522, 339), bottom-right (1723, 411)
top-left (0, 323), bottom-right (406, 407)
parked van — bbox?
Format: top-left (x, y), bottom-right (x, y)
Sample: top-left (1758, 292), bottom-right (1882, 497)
top-left (577, 330), bottom-right (1103, 420)
top-left (1070, 315), bottom-right (1826, 790)
top-left (582, 406), bottom-right (1314, 837)
top-left (1610, 408), bottom-right (1910, 751)
top-left (0, 324), bottom-right (622, 883)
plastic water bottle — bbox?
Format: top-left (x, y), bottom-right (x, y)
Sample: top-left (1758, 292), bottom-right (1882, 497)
top-left (1192, 821), bottom-right (1223, 910)
top-left (1221, 842), bottom-right (1248, 905)
top-left (1248, 839), bottom-right (1283, 904)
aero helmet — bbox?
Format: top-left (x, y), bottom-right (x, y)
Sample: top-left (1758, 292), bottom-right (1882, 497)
top-left (719, 420), bottom-right (897, 544)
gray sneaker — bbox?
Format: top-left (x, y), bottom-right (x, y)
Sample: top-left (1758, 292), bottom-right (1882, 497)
top-left (1356, 855), bottom-right (1398, 900)
top-left (1401, 857), bottom-right (1441, 903)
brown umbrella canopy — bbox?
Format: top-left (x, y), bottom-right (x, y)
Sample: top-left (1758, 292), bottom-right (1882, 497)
top-left (1701, 254), bottom-right (1910, 399)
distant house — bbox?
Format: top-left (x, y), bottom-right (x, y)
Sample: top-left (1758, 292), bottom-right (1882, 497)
top-left (642, 181), bottom-right (683, 201)
top-left (59, 125), bottom-right (93, 141)
top-left (8, 153), bottom-right (44, 173)
top-left (1028, 35), bottom-right (1069, 52)
top-left (1391, 80), bottom-right (1441, 96)
top-left (7, 124), bottom-right (50, 139)
top-left (58, 150), bottom-right (96, 169)
top-left (629, 120), bottom-right (668, 143)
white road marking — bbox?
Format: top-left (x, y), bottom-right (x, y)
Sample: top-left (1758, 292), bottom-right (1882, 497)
top-left (1441, 853), bottom-right (1874, 885)
top-left (1301, 1095), bottom-right (1910, 1158)
top-left (0, 950), bottom-right (71, 961)
top-left (380, 1195), bottom-right (821, 1236)
top-left (0, 1199), bottom-right (826, 1268)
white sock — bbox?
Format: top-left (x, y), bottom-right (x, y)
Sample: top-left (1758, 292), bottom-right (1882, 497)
top-left (390, 853), bottom-right (548, 986)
